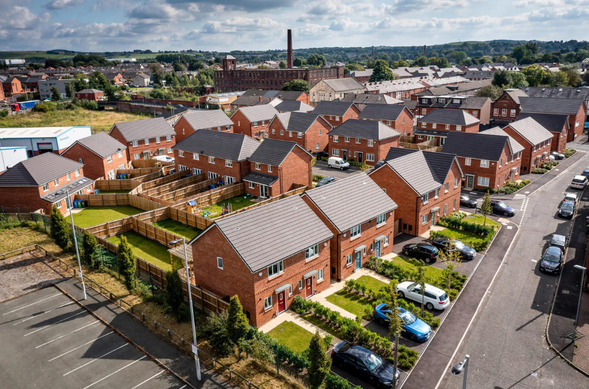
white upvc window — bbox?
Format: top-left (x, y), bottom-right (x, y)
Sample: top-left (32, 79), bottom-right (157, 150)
top-left (106, 155), bottom-right (112, 163)
top-left (192, 168), bottom-right (201, 175)
top-left (75, 169), bottom-right (80, 177)
top-left (179, 165), bottom-right (188, 171)
top-left (454, 178), bottom-right (459, 188)
top-left (499, 159), bottom-right (502, 167)
top-left (346, 254), bottom-right (353, 266)
top-left (316, 143), bottom-right (320, 150)
top-left (225, 159), bottom-right (233, 167)
top-left (208, 172), bottom-right (219, 179)
top-left (132, 140), bottom-right (138, 147)
top-left (435, 188), bottom-right (439, 198)
top-left (134, 154), bottom-right (140, 159)
top-left (255, 162), bottom-right (261, 170)
top-left (118, 151), bottom-right (123, 158)
top-left (179, 150), bottom-right (184, 157)
top-left (297, 132), bottom-right (302, 138)
top-left (376, 213), bottom-right (386, 226)
top-left (422, 214), bottom-right (428, 224)
top-left (384, 236), bottom-right (389, 246)
top-left (332, 149), bottom-right (340, 156)
top-left (480, 159), bottom-right (489, 168)
top-left (333, 135), bottom-right (339, 143)
top-left (318, 269), bottom-right (324, 282)
top-left (350, 224), bottom-right (361, 239)
top-left (445, 124), bottom-right (450, 130)
top-left (432, 123), bottom-right (437, 129)
top-left (193, 153), bottom-right (199, 160)
top-left (456, 125), bottom-right (462, 131)
top-left (156, 136), bottom-right (160, 143)
top-left (299, 280), bottom-right (303, 290)
top-left (144, 138), bottom-right (149, 145)
top-left (43, 183), bottom-right (49, 191)
top-left (345, 136), bottom-right (350, 142)
top-left (208, 156), bottom-right (215, 164)
top-left (168, 148), bottom-right (172, 154)
top-left (249, 182), bottom-right (255, 189)
top-left (268, 165), bottom-right (272, 173)
top-left (55, 201), bottom-right (62, 209)
top-left (289, 131), bottom-right (293, 138)
top-left (272, 128), bottom-right (275, 134)
top-left (268, 261), bottom-right (284, 278)
top-left (423, 192), bottom-right (429, 204)
top-left (66, 172), bottom-right (71, 181)
top-left (421, 121), bottom-right (426, 128)
top-left (264, 296), bottom-right (272, 310)
top-left (280, 129), bottom-right (284, 135)
top-left (477, 177), bottom-right (490, 187)
top-left (445, 183), bottom-right (449, 193)
top-left (356, 137), bottom-right (361, 144)
top-left (166, 135), bottom-right (172, 141)
top-left (367, 139), bottom-right (374, 147)
top-left (465, 158), bottom-right (471, 166)
top-left (217, 257), bottom-right (223, 269)
top-left (366, 153), bottom-right (375, 162)
top-left (305, 244), bottom-right (319, 260)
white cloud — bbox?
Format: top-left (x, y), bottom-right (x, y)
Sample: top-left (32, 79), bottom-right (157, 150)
top-left (385, 0), bottom-right (470, 14)
top-left (45, 0), bottom-right (84, 10)
top-left (5, 6), bottom-right (50, 29)
top-left (128, 0), bottom-right (186, 20)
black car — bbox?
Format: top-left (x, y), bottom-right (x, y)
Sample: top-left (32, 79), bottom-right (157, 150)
top-left (331, 342), bottom-right (400, 388)
top-left (460, 194), bottom-right (478, 208)
top-left (315, 176), bottom-right (336, 187)
top-left (430, 238), bottom-right (477, 261)
top-left (558, 201), bottom-right (575, 219)
top-left (491, 200), bottom-right (516, 216)
top-left (549, 234), bottom-right (567, 252)
top-left (401, 243), bottom-right (439, 264)
top-left (582, 169), bottom-right (589, 178)
top-left (373, 160), bottom-right (386, 170)
top-left (312, 151), bottom-right (329, 160)
top-left (539, 246), bottom-right (563, 274)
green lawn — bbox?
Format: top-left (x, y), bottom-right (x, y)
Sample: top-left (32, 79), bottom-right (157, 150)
top-left (432, 228), bottom-right (485, 243)
top-left (354, 275), bottom-right (389, 291)
top-left (325, 275), bottom-right (389, 318)
top-left (391, 256), bottom-right (444, 280)
top-left (152, 219), bottom-right (202, 240)
top-left (301, 314), bottom-right (340, 338)
top-left (72, 206), bottom-right (144, 228)
top-left (106, 231), bottom-right (181, 271)
top-left (464, 214), bottom-right (501, 230)
top-left (200, 195), bottom-right (255, 217)
top-left (266, 321), bottom-right (315, 353)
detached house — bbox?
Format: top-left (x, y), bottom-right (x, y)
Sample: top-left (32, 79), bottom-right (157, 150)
top-left (267, 112), bottom-right (332, 153)
top-left (414, 95), bottom-right (491, 124)
top-left (442, 130), bottom-right (523, 190)
top-left (311, 101), bottom-right (361, 127)
top-left (519, 97), bottom-right (587, 141)
top-left (302, 173), bottom-right (397, 281)
top-left (244, 139), bottom-right (312, 198)
top-left (75, 89), bottom-right (105, 101)
top-left (173, 130), bottom-right (259, 183)
top-left (491, 89), bottom-right (528, 123)
top-left (415, 109), bottom-right (480, 146)
top-left (109, 118), bottom-right (176, 162)
top-left (518, 113), bottom-right (569, 153)
top-left (358, 104), bottom-right (414, 136)
top-left (328, 119), bottom-right (400, 164)
top-left (369, 148), bottom-right (463, 237)
top-left (62, 132), bottom-right (128, 180)
top-left (230, 104), bottom-right (279, 140)
top-left (190, 195), bottom-right (333, 326)
top-left (0, 152), bottom-right (94, 215)
top-left (173, 110), bottom-right (234, 143)
top-left (503, 117), bottom-right (554, 173)
top-left (309, 78), bottom-right (365, 104)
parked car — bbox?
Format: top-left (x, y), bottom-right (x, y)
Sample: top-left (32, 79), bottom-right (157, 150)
top-left (316, 176), bottom-right (336, 187)
top-left (539, 246), bottom-right (564, 274)
top-left (331, 342), bottom-right (400, 388)
top-left (570, 175), bottom-right (588, 189)
top-left (581, 169), bottom-right (589, 178)
top-left (558, 201), bottom-right (575, 219)
top-left (373, 160), bottom-right (386, 170)
top-left (327, 157), bottom-right (350, 170)
top-left (551, 151), bottom-right (565, 160)
top-left (460, 194), bottom-right (478, 208)
top-left (491, 200), bottom-right (516, 216)
top-left (401, 243), bottom-right (439, 264)
top-left (374, 304), bottom-right (431, 342)
top-left (549, 234), bottom-right (567, 252)
top-left (152, 155), bottom-right (175, 163)
top-left (430, 238), bottom-right (477, 261)
top-left (563, 192), bottom-right (578, 205)
top-left (312, 151), bottom-right (328, 159)
top-left (396, 281), bottom-right (450, 310)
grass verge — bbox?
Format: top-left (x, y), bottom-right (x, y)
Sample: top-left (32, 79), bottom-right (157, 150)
top-left (464, 214), bottom-right (501, 230)
top-left (72, 206), bottom-right (144, 228)
top-left (267, 321), bottom-right (315, 353)
top-left (391, 256), bottom-right (444, 279)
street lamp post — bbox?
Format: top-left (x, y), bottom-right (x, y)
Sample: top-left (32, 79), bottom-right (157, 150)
top-left (169, 237), bottom-right (201, 381)
top-left (66, 189), bottom-right (86, 300)
top-left (452, 354), bottom-right (470, 389)
top-left (572, 264), bottom-right (586, 349)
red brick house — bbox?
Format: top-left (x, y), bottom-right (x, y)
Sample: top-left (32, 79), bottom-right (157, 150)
top-left (518, 113), bottom-right (569, 153)
top-left (75, 89), bottom-right (105, 101)
top-left (329, 119), bottom-right (400, 164)
top-left (414, 95), bottom-right (491, 125)
top-left (358, 104), bottom-right (415, 136)
top-left (415, 109), bottom-right (480, 146)
top-left (0, 85), bottom-right (5, 101)
top-left (442, 130), bottom-right (523, 190)
top-left (61, 132), bottom-right (128, 180)
top-left (231, 89), bottom-right (310, 108)
top-left (369, 148), bottom-right (463, 237)
top-left (503, 117), bottom-right (554, 173)
top-left (189, 195), bottom-right (333, 326)
top-left (311, 101), bottom-right (361, 126)
top-left (230, 104), bottom-right (279, 140)
top-left (302, 173), bottom-right (397, 281)
top-left (173, 110), bottom-right (234, 143)
top-left (491, 89), bottom-right (528, 123)
top-left (267, 112), bottom-right (332, 153)
top-left (173, 129), bottom-right (259, 183)
top-left (109, 118), bottom-right (176, 162)
top-left (244, 139), bottom-right (312, 198)
top-left (519, 97), bottom-right (587, 141)
top-left (0, 152), bottom-right (94, 215)
top-left (274, 100), bottom-right (314, 113)
top-left (2, 77), bottom-right (24, 97)
top-left (103, 72), bottom-right (125, 86)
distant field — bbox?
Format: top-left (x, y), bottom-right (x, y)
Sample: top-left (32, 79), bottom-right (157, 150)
top-left (0, 108), bottom-right (149, 133)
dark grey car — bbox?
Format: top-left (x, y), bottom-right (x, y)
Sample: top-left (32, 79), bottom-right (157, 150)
top-left (539, 246), bottom-right (563, 274)
top-left (549, 234), bottom-right (567, 252)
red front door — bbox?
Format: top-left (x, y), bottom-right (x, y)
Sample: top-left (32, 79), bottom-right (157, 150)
top-left (277, 291), bottom-right (286, 313)
top-left (305, 277), bottom-right (313, 298)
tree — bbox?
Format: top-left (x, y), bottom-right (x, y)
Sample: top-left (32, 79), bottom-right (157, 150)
top-left (51, 86), bottom-right (61, 101)
top-left (226, 295), bottom-right (249, 346)
top-left (370, 59), bottom-right (395, 82)
top-left (492, 70), bottom-right (512, 88)
top-left (344, 63), bottom-right (364, 73)
top-left (449, 51), bottom-right (467, 64)
top-left (308, 331), bottom-right (331, 389)
top-left (522, 64), bottom-right (549, 87)
top-left (549, 71), bottom-right (569, 87)
top-left (562, 68), bottom-right (581, 87)
top-left (81, 231), bottom-right (98, 268)
top-left (439, 242), bottom-right (462, 291)
top-left (165, 271), bottom-right (184, 319)
top-left (279, 60), bottom-right (287, 69)
top-left (65, 82), bottom-right (76, 99)
top-left (50, 205), bottom-right (70, 250)
top-left (387, 282), bottom-right (403, 389)
top-left (391, 60), bottom-right (409, 68)
top-left (293, 57), bottom-right (306, 67)
top-left (282, 79), bottom-right (310, 92)
top-left (307, 53), bottom-right (326, 68)
top-left (413, 261), bottom-right (427, 316)
top-left (475, 85), bottom-right (503, 100)
top-left (480, 191), bottom-right (492, 227)
top-left (510, 72), bottom-right (528, 88)
top-left (117, 236), bottom-right (136, 291)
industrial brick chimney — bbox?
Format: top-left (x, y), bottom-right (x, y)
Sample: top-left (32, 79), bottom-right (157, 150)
top-left (287, 29), bottom-right (293, 68)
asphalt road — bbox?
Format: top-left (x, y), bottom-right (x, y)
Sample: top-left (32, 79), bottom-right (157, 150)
top-left (312, 160), bottom-right (362, 180)
top-left (437, 149), bottom-right (589, 389)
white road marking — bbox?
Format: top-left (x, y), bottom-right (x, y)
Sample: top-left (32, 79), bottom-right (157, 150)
top-left (507, 226), bottom-right (513, 230)
top-left (48, 331), bottom-right (113, 360)
top-left (130, 370), bottom-right (165, 389)
top-left (82, 355), bottom-right (147, 389)
top-left (2, 293), bottom-right (62, 315)
top-left (531, 259), bottom-right (537, 263)
top-left (14, 301), bottom-right (75, 326)
top-left (36, 320), bottom-right (100, 348)
top-left (24, 310), bottom-right (86, 337)
top-left (63, 343), bottom-right (129, 376)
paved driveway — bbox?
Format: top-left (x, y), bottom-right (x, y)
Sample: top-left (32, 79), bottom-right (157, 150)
top-left (312, 160), bottom-right (362, 180)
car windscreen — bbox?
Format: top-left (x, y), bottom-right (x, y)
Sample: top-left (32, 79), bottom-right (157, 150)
top-left (364, 352), bottom-right (383, 372)
top-left (561, 203), bottom-right (574, 211)
top-left (454, 241), bottom-right (465, 250)
top-left (439, 293), bottom-right (448, 301)
top-left (544, 253), bottom-right (561, 263)
top-left (496, 202), bottom-right (507, 208)
top-left (400, 311), bottom-right (416, 325)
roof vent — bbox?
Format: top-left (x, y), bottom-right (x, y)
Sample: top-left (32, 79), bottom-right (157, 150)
top-left (235, 227), bottom-right (240, 230)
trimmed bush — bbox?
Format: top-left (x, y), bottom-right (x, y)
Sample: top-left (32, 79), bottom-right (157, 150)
top-left (313, 174), bottom-right (324, 182)
top-left (531, 168), bottom-right (548, 174)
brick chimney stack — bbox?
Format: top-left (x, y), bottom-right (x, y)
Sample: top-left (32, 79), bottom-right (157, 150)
top-left (287, 29), bottom-right (293, 68)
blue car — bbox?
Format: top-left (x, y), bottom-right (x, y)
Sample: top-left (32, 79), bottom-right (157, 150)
top-left (374, 304), bottom-right (431, 342)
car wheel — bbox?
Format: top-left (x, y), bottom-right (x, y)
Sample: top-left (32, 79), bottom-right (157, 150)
top-left (402, 250), bottom-right (409, 256)
top-left (424, 256), bottom-right (432, 264)
top-left (397, 291), bottom-right (405, 299)
top-left (409, 332), bottom-right (418, 342)
top-left (426, 302), bottom-right (434, 310)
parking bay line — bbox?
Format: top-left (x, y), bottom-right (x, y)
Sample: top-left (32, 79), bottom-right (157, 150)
top-left (63, 343), bottom-right (129, 376)
top-left (48, 331), bottom-right (113, 360)
top-left (24, 310), bottom-right (87, 337)
top-left (14, 301), bottom-right (75, 326)
top-left (36, 320), bottom-right (101, 349)
top-left (82, 355), bottom-right (147, 389)
top-left (2, 293), bottom-right (62, 316)
top-left (130, 370), bottom-right (165, 389)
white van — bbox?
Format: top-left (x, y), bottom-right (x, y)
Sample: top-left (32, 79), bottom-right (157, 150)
top-left (328, 157), bottom-right (350, 170)
top-left (570, 175), bottom-right (588, 190)
top-left (152, 155), bottom-right (175, 163)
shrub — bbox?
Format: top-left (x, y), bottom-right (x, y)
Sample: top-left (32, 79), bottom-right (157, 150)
top-left (33, 101), bottom-right (57, 112)
top-left (165, 271), bottom-right (185, 321)
top-left (50, 205), bottom-right (70, 250)
top-left (0, 110), bottom-right (8, 118)
top-left (226, 295), bottom-right (249, 345)
top-left (564, 148), bottom-right (576, 158)
top-left (531, 168), bottom-right (547, 174)
top-left (200, 313), bottom-right (232, 356)
top-left (80, 100), bottom-right (99, 110)
top-left (313, 174), bottom-right (324, 182)
top-left (325, 373), bottom-right (362, 389)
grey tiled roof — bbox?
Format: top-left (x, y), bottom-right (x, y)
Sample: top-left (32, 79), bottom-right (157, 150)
top-left (68, 132), bottom-right (127, 159)
top-left (312, 101), bottom-right (357, 116)
top-left (241, 89), bottom-right (306, 101)
top-left (231, 95), bottom-right (273, 107)
top-left (522, 86), bottom-right (589, 101)
top-left (273, 112), bottom-right (328, 134)
top-left (173, 129), bottom-right (260, 161)
top-left (0, 152), bottom-right (83, 187)
top-left (517, 113), bottom-right (568, 134)
top-left (322, 78), bottom-right (365, 92)
top-left (519, 97), bottom-right (584, 115)
top-left (180, 110), bottom-right (233, 131)
top-left (480, 127), bottom-right (525, 154)
top-left (419, 109), bottom-right (479, 126)
top-left (77, 89), bottom-right (103, 94)
top-left (358, 104), bottom-right (409, 121)
top-left (505, 89), bottom-right (528, 104)
top-left (242, 171), bottom-right (279, 186)
top-left (236, 104), bottom-right (279, 122)
top-left (339, 93), bottom-right (402, 105)
top-left (275, 100), bottom-right (314, 112)
top-left (442, 132), bottom-right (514, 161)
top-left (249, 139), bottom-right (305, 166)
top-left (505, 117), bottom-right (554, 146)
top-left (111, 117), bottom-right (175, 142)
top-left (210, 195), bottom-right (333, 272)
top-left (304, 172), bottom-right (397, 232)
top-left (329, 119), bottom-right (400, 141)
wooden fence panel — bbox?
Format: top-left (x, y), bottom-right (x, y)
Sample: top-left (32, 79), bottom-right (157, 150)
top-left (139, 171), bottom-right (194, 193)
top-left (95, 179), bottom-right (136, 191)
top-left (142, 174), bottom-right (204, 197)
top-left (169, 207), bottom-right (213, 230)
top-left (156, 178), bottom-right (221, 202)
top-left (128, 194), bottom-right (167, 211)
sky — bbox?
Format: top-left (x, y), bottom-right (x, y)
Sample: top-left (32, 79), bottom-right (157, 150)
top-left (1, 0), bottom-right (588, 53)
